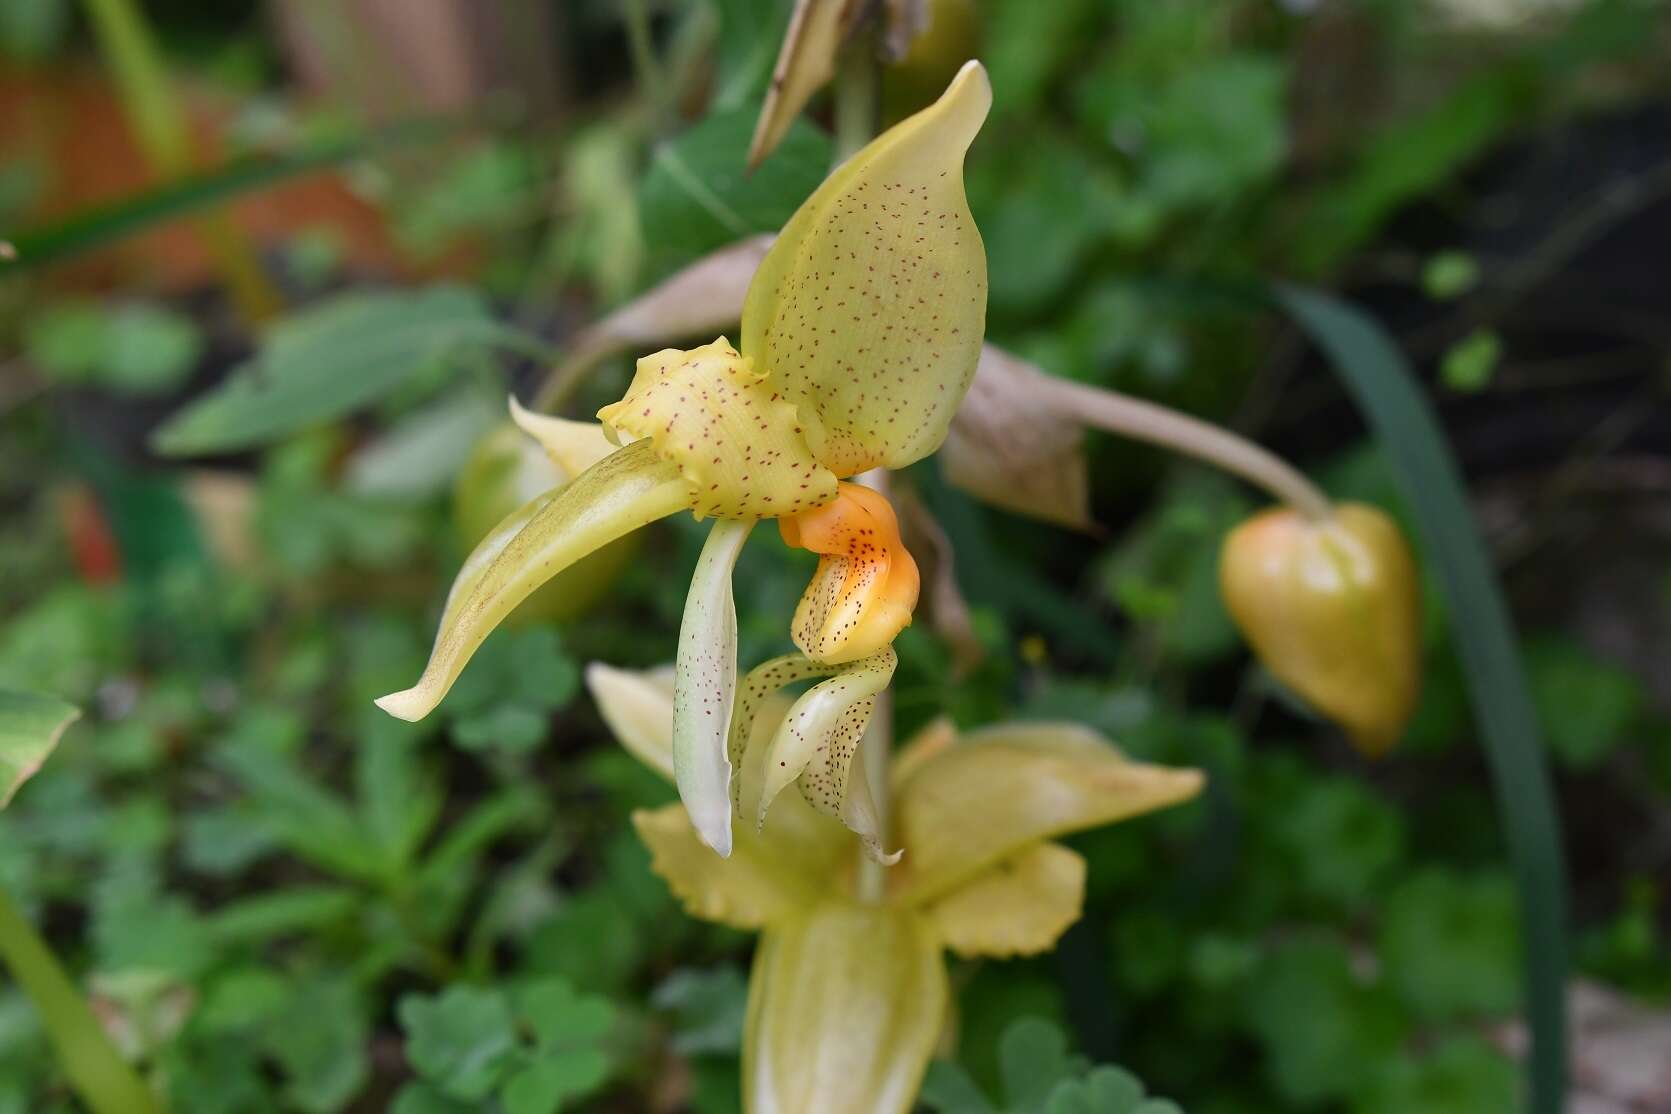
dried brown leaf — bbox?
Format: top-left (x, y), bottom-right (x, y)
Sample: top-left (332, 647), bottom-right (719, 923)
top-left (939, 345), bottom-right (1093, 530)
top-left (747, 0), bottom-right (866, 171)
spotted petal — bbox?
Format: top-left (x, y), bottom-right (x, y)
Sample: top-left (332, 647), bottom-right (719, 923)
top-left (741, 61), bottom-right (991, 477)
top-left (672, 518), bottom-right (755, 857)
top-left (376, 440), bottom-right (689, 721)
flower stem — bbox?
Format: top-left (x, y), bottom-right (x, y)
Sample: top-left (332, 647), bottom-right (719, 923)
top-left (0, 886), bottom-right (165, 1114)
top-left (833, 40), bottom-right (879, 166)
top-left (1034, 376), bottom-right (1333, 521)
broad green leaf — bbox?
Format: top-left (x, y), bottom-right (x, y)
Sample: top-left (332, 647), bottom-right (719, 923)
top-left (1276, 284), bottom-right (1568, 1113)
top-left (0, 690), bottom-right (77, 808)
top-left (1379, 869), bottom-right (1520, 1020)
top-left (1242, 935), bottom-right (1407, 1106)
top-left (153, 286), bottom-right (503, 455)
top-left (1525, 636), bottom-right (1642, 769)
top-left (398, 986), bottom-right (517, 1102)
top-left (1354, 1036), bottom-right (1519, 1114)
top-left (639, 106), bottom-right (831, 265)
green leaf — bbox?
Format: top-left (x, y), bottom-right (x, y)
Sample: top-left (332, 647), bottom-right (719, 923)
top-left (651, 967), bottom-right (747, 1056)
top-left (1275, 284), bottom-right (1568, 1114)
top-left (499, 1052), bottom-right (610, 1114)
top-left (263, 977), bottom-right (369, 1114)
top-left (390, 1083), bottom-right (475, 1114)
top-left (999, 1018), bottom-right (1080, 1112)
top-left (919, 1062), bottom-right (1000, 1114)
top-left (1354, 1035), bottom-right (1519, 1114)
top-left (1439, 329), bottom-right (1501, 393)
top-left (639, 106), bottom-right (831, 264)
top-left (1242, 935), bottom-right (1407, 1106)
top-left (101, 304), bottom-right (203, 394)
top-left (1422, 251), bottom-right (1480, 300)
top-left (1525, 636), bottom-right (1642, 769)
top-left (202, 886), bottom-right (359, 946)
top-left (398, 986), bottom-right (517, 1102)
top-left (515, 978), bottom-right (613, 1049)
top-left (1380, 869), bottom-right (1521, 1020)
top-left (152, 286), bottom-right (501, 456)
top-left (4, 114), bottom-right (468, 271)
top-left (0, 690), bottom-right (77, 808)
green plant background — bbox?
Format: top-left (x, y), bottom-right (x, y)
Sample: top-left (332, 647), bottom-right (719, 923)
top-left (2, 0), bottom-right (1668, 1111)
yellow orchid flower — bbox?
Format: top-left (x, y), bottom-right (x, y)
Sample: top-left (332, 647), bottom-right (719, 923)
top-left (585, 663), bottom-right (1204, 1114)
top-left (376, 62), bottom-right (993, 858)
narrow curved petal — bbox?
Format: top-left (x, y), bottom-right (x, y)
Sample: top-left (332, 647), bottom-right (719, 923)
top-left (754, 649), bottom-right (898, 861)
top-left (892, 722), bottom-right (1205, 903)
top-left (741, 61), bottom-right (991, 477)
top-left (730, 653), bottom-right (831, 819)
top-left (375, 440), bottom-right (689, 721)
top-left (584, 663), bottom-right (676, 781)
top-left (744, 900), bottom-right (946, 1114)
top-left (674, 518), bottom-right (756, 857)
top-left (922, 841), bottom-right (1086, 959)
top-left (507, 396), bottom-right (620, 479)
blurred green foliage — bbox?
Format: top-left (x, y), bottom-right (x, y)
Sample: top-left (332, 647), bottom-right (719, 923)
top-left (0, 0), bottom-right (1666, 1111)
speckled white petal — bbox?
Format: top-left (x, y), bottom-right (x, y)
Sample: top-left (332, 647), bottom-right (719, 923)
top-left (672, 517), bottom-right (755, 857)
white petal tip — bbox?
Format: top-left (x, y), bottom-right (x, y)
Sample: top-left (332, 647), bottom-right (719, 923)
top-left (373, 689), bottom-right (432, 722)
top-left (695, 819), bottom-right (733, 859)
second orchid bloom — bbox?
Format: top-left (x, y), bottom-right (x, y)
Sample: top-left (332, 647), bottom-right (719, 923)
top-left (377, 62), bottom-right (993, 860)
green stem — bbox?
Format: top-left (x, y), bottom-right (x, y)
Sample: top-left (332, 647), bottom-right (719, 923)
top-left (624, 0), bottom-right (671, 135)
top-left (832, 43), bottom-right (880, 166)
top-left (0, 887), bottom-right (165, 1114)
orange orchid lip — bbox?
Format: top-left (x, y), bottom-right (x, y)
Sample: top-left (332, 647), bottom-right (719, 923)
top-left (779, 482), bottom-right (921, 665)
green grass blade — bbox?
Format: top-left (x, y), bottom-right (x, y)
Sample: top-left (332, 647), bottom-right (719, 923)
top-left (2, 116), bottom-right (465, 271)
top-left (1274, 283), bottom-right (1568, 1114)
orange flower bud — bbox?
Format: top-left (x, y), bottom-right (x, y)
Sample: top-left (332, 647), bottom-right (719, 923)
top-left (1219, 503), bottom-right (1421, 757)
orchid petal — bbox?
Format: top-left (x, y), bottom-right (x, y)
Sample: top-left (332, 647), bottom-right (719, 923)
top-left (584, 663), bottom-right (676, 782)
top-left (780, 483), bottom-right (920, 665)
top-left (741, 61), bottom-right (991, 477)
top-left (730, 653), bottom-right (830, 819)
top-left (632, 804), bottom-right (814, 931)
top-left (597, 338), bottom-right (837, 520)
top-left (507, 396), bottom-right (619, 479)
top-left (673, 518), bottom-right (755, 857)
top-left (923, 841), bottom-right (1086, 958)
top-left (375, 440), bottom-right (689, 721)
top-left (744, 900), bottom-right (946, 1114)
top-left (892, 722), bottom-right (1205, 902)
top-left (753, 648), bottom-right (898, 861)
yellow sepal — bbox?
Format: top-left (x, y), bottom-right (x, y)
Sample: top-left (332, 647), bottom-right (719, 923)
top-left (892, 722), bottom-right (1205, 902)
top-left (741, 62), bottom-right (991, 477)
top-left (744, 900), bottom-right (947, 1114)
top-left (597, 338), bottom-right (837, 520)
top-left (919, 841), bottom-right (1085, 958)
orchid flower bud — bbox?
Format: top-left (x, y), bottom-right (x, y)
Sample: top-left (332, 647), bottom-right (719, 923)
top-left (1219, 502), bottom-right (1421, 756)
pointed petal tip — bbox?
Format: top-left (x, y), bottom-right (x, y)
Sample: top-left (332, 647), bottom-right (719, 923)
top-left (691, 806), bottom-right (734, 859)
top-left (373, 688), bottom-right (433, 722)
